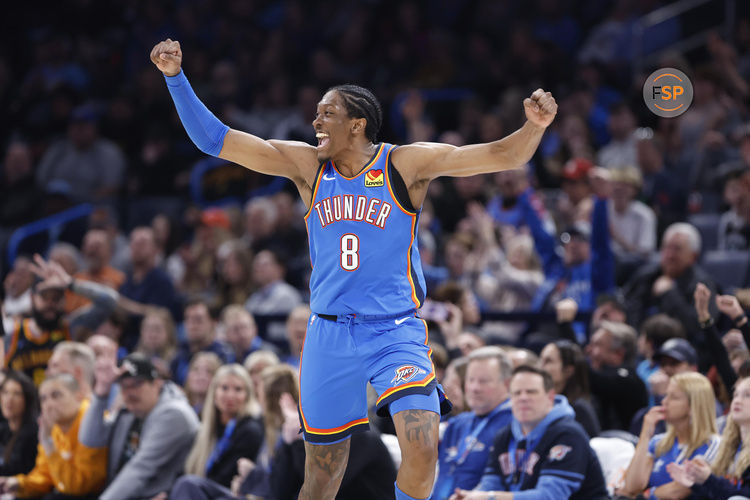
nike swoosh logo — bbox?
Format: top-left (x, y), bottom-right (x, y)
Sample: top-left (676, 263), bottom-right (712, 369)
top-left (323, 174), bottom-right (335, 180)
top-left (395, 317), bottom-right (410, 325)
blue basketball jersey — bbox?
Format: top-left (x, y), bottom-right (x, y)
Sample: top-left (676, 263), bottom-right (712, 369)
top-left (304, 143), bottom-right (426, 315)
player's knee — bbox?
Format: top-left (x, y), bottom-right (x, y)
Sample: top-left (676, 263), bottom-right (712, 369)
top-left (400, 437), bottom-right (438, 468)
top-left (397, 416), bottom-right (438, 470)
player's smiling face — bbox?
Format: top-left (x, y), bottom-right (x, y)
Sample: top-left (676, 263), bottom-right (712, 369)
top-left (312, 90), bottom-right (353, 162)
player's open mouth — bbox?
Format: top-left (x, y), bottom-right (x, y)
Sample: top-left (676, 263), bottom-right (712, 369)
top-left (316, 132), bottom-right (330, 149)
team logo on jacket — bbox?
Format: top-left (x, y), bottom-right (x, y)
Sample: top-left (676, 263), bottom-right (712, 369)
top-left (391, 365), bottom-right (424, 385)
top-left (548, 445), bottom-right (572, 461)
top-left (364, 169), bottom-right (384, 187)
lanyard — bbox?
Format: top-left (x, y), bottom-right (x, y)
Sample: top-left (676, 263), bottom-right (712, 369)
top-left (434, 403), bottom-right (507, 500)
top-left (506, 433), bottom-right (541, 492)
top-left (205, 418), bottom-right (236, 474)
top-left (448, 403), bottom-right (506, 469)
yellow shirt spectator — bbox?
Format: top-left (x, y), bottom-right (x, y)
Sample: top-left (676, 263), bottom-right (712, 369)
top-left (14, 382), bottom-right (107, 497)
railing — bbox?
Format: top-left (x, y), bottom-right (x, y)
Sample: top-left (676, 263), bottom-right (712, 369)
top-left (189, 156), bottom-right (287, 208)
top-left (634, 0), bottom-right (736, 74)
top-left (6, 203), bottom-right (93, 267)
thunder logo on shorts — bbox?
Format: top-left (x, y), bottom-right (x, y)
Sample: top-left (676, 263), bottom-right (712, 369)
top-left (391, 365), bottom-right (426, 385)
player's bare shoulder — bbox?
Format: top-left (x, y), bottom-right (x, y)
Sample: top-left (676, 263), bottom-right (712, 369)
top-left (268, 139), bottom-right (320, 186)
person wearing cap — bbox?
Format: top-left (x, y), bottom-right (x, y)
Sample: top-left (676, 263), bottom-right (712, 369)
top-left (654, 338), bottom-right (698, 379)
top-left (79, 352), bottom-right (199, 500)
top-left (5, 255), bottom-right (119, 386)
top-left (628, 338), bottom-right (699, 436)
top-left (633, 314), bottom-right (686, 404)
top-left (556, 157), bottom-right (594, 229)
top-left (517, 166), bottom-right (615, 331)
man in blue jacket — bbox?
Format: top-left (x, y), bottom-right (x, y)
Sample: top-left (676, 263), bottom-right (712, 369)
top-left (433, 347), bottom-right (514, 499)
top-left (518, 168), bottom-right (614, 341)
top-left (450, 365), bottom-right (607, 500)
top-left (522, 169), bottom-right (614, 312)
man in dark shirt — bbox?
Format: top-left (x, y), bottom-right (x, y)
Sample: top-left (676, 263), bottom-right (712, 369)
top-left (585, 320), bottom-right (649, 431)
top-left (170, 300), bottom-right (234, 385)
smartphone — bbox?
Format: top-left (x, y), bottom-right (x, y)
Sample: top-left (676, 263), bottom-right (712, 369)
top-left (420, 300), bottom-right (450, 322)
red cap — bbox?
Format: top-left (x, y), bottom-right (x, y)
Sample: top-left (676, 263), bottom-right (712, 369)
top-left (562, 158), bottom-right (593, 181)
top-left (200, 208), bottom-right (231, 229)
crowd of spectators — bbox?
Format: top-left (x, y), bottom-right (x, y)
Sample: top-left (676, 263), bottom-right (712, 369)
top-left (2, 0), bottom-right (750, 498)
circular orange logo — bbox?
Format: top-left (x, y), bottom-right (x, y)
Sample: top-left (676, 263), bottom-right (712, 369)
top-left (643, 68), bottom-right (693, 118)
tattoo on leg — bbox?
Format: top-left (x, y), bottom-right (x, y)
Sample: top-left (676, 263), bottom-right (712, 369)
top-left (396, 409), bottom-right (437, 447)
top-left (300, 440), bottom-right (350, 499)
top-left (308, 441), bottom-right (349, 476)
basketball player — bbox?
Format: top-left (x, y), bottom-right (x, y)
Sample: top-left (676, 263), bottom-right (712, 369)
top-left (151, 38), bottom-right (557, 500)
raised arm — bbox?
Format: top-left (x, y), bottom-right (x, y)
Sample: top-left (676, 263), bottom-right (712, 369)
top-left (393, 89), bottom-right (556, 181)
top-left (151, 39), bottom-right (319, 201)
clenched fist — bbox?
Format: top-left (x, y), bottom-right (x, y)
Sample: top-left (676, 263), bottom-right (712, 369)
top-left (523, 88), bottom-right (558, 128)
top-left (150, 38), bottom-right (182, 76)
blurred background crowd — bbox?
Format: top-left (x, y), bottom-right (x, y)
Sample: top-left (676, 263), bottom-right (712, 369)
top-left (2, 0), bottom-right (750, 499)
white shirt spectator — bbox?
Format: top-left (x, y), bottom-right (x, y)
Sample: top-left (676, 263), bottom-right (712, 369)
top-left (608, 200), bottom-right (657, 257)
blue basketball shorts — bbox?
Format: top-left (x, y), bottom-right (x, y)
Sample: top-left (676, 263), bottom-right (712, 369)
top-left (298, 311), bottom-right (444, 444)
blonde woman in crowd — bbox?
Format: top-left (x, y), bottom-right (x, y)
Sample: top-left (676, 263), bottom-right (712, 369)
top-left (169, 364), bottom-right (264, 497)
top-left (669, 376), bottom-right (750, 499)
top-left (184, 352), bottom-right (222, 415)
top-left (233, 364), bottom-right (397, 499)
top-left (135, 307), bottom-right (178, 378)
top-left (243, 349), bottom-right (280, 405)
top-left (223, 364), bottom-right (301, 499)
top-left (619, 372), bottom-right (720, 499)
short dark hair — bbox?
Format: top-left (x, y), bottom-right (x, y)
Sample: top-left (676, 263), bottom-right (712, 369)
top-left (327, 84), bottom-right (383, 142)
top-left (641, 313), bottom-right (685, 349)
top-left (511, 364), bottom-right (554, 392)
top-left (184, 298), bottom-right (213, 319)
